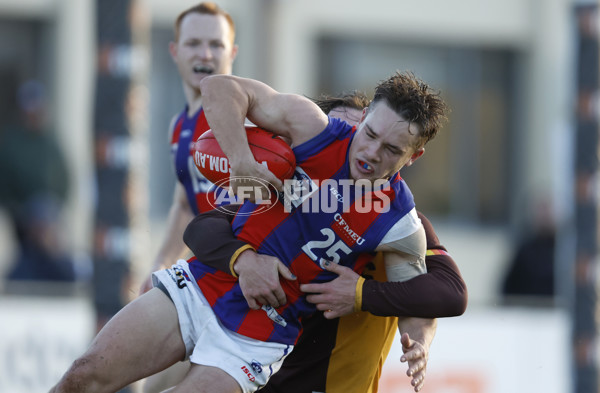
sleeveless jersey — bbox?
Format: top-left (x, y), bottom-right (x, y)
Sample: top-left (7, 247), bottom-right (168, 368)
top-left (187, 117), bottom-right (417, 345)
top-left (170, 106), bottom-right (219, 215)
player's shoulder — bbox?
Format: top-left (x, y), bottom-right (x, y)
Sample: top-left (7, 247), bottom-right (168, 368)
top-left (292, 117), bottom-right (354, 160)
top-left (168, 110), bottom-right (186, 141)
top-left (378, 208), bottom-right (424, 247)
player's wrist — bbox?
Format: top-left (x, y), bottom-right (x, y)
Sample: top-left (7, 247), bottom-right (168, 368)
top-left (229, 148), bottom-right (258, 170)
top-left (353, 276), bottom-right (366, 312)
top-left (230, 245), bottom-right (257, 277)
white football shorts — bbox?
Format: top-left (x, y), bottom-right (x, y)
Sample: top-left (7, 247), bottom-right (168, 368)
top-left (152, 259), bottom-right (293, 393)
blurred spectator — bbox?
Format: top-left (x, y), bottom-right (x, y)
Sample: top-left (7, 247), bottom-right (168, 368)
top-left (502, 199), bottom-right (555, 300)
top-left (0, 79), bottom-right (74, 282)
top-left (6, 194), bottom-right (76, 281)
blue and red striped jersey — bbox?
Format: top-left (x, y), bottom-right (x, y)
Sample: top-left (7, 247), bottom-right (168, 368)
top-left (188, 117), bottom-right (416, 345)
top-left (170, 106), bottom-right (221, 214)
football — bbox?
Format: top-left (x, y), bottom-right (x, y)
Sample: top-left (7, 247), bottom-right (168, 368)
top-left (192, 126), bottom-right (296, 186)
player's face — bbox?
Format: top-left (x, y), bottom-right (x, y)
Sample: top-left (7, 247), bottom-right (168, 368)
top-left (170, 13), bottom-right (238, 93)
top-left (348, 101), bottom-right (424, 182)
top-left (328, 106), bottom-right (363, 126)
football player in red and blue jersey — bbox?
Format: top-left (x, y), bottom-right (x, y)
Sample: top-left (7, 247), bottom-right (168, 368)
top-left (50, 71), bottom-right (451, 393)
top-left (138, 2), bottom-right (238, 294)
top-left (136, 3), bottom-right (239, 392)
top-left (182, 92), bottom-right (466, 393)
top-left (153, 93), bottom-right (464, 393)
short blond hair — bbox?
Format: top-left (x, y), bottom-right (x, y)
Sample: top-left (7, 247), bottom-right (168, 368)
top-left (174, 2), bottom-right (235, 44)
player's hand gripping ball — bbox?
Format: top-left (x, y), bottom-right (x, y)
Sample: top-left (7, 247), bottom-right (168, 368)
top-left (192, 126), bottom-right (296, 187)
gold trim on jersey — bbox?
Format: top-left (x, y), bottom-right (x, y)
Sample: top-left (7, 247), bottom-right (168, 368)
top-left (354, 276), bottom-right (366, 312)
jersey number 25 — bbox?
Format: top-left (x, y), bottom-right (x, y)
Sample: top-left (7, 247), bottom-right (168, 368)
top-left (302, 228), bottom-right (352, 268)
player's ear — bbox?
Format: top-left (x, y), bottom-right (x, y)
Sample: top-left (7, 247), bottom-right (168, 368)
top-left (231, 44), bottom-right (239, 61)
top-left (169, 41), bottom-right (178, 61)
top-left (405, 148), bottom-right (424, 167)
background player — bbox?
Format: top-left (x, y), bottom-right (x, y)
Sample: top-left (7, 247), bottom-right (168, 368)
top-left (138, 3), bottom-right (247, 392)
top-left (139, 2), bottom-right (238, 292)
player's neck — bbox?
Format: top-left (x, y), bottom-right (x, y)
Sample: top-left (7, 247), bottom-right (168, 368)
top-left (187, 98), bottom-right (203, 116)
top-left (183, 84), bottom-right (203, 116)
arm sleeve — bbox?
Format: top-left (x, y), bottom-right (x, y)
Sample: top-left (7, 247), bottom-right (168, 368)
top-left (183, 204), bottom-right (249, 275)
top-left (361, 212), bottom-right (468, 318)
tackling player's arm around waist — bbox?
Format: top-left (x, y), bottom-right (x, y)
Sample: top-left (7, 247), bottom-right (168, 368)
top-left (184, 205), bottom-right (467, 393)
top-left (183, 205), bottom-right (467, 318)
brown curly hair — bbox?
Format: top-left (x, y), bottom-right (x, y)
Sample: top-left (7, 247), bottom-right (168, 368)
top-left (372, 71), bottom-right (448, 148)
top-left (312, 91), bottom-right (370, 115)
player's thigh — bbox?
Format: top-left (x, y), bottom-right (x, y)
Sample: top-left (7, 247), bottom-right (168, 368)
top-left (142, 361), bottom-right (191, 393)
top-left (169, 364), bottom-right (242, 393)
top-left (84, 288), bottom-right (186, 383)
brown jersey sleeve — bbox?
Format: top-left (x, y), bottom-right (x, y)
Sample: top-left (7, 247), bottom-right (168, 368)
top-left (361, 212), bottom-right (468, 317)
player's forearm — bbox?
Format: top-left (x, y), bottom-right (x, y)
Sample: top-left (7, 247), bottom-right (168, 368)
top-left (199, 75), bottom-right (256, 168)
top-left (361, 253), bottom-right (467, 317)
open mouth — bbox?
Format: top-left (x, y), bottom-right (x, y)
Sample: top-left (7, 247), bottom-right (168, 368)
top-left (357, 160), bottom-right (374, 174)
top-left (193, 65), bottom-right (213, 74)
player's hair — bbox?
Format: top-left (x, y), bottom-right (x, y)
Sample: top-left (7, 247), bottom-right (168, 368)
top-left (174, 2), bottom-right (236, 44)
top-left (372, 71), bottom-right (448, 148)
top-left (312, 91), bottom-right (370, 115)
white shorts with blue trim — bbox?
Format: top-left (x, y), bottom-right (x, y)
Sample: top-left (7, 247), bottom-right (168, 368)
top-left (152, 259), bottom-right (293, 393)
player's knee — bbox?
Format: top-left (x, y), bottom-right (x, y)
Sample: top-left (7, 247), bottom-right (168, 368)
top-left (55, 356), bottom-right (105, 393)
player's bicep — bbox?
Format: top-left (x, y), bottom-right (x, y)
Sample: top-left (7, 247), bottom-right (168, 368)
top-left (243, 80), bottom-right (328, 146)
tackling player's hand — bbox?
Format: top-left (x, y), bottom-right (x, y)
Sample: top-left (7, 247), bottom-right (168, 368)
top-left (300, 260), bottom-right (359, 319)
top-left (400, 332), bottom-right (428, 392)
top-left (234, 249), bottom-right (296, 309)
